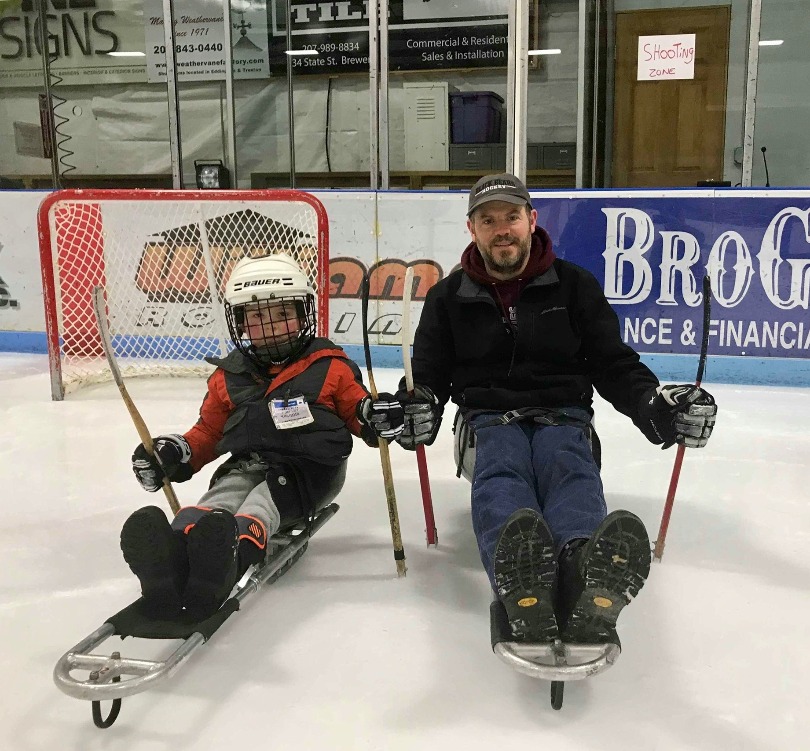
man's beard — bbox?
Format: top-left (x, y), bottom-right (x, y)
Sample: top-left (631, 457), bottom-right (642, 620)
top-left (482, 233), bottom-right (532, 275)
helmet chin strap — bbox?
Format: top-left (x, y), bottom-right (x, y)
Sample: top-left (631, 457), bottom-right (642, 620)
top-left (252, 339), bottom-right (297, 365)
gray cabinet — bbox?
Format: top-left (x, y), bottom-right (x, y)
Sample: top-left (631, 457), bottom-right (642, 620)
top-left (450, 143), bottom-right (576, 171)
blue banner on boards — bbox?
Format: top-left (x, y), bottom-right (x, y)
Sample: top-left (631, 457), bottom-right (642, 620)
top-left (533, 195), bottom-right (810, 359)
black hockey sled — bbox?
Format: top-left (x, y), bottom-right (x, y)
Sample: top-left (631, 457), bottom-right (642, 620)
top-left (53, 503), bottom-right (338, 728)
top-left (490, 599), bottom-right (620, 710)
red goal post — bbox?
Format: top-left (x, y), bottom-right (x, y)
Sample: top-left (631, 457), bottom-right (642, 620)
top-left (38, 189), bottom-right (329, 400)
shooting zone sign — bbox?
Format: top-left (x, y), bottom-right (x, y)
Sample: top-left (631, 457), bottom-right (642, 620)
top-left (637, 34), bottom-right (696, 81)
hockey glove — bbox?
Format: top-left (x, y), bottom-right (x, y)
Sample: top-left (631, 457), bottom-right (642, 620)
top-left (132, 434), bottom-right (193, 492)
top-left (394, 384), bottom-right (442, 451)
top-left (638, 385), bottom-right (717, 449)
top-left (357, 393), bottom-right (405, 444)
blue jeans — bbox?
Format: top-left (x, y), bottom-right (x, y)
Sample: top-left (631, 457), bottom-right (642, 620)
top-left (467, 410), bottom-right (606, 588)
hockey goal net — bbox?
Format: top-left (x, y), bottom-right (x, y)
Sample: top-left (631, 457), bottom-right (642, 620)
top-left (38, 189), bottom-right (329, 400)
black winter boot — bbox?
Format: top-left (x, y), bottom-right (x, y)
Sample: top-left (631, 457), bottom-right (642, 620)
top-left (492, 508), bottom-right (558, 643)
top-left (183, 509), bottom-right (240, 620)
top-left (120, 505), bottom-right (188, 618)
top-left (561, 510), bottom-right (651, 647)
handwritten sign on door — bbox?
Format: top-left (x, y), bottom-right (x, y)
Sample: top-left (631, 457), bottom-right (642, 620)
top-left (637, 34), bottom-right (696, 81)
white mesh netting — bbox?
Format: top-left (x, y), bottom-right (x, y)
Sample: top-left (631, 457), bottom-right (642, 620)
top-left (40, 191), bottom-right (327, 398)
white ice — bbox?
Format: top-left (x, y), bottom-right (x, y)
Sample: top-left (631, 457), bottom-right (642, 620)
top-left (1, 352), bottom-right (808, 750)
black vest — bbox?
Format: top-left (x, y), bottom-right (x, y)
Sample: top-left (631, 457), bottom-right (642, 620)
top-left (206, 341), bottom-right (355, 466)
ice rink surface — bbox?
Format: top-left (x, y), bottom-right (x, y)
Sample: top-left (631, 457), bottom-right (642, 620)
top-left (1, 352), bottom-right (808, 750)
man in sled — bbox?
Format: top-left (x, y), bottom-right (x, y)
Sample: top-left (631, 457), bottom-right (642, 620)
top-left (394, 173), bottom-right (717, 647)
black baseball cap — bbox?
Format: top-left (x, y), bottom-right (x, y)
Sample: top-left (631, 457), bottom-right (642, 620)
top-left (467, 173), bottom-right (532, 216)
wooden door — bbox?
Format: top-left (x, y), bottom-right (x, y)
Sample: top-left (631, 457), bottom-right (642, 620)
top-left (612, 7), bottom-right (730, 187)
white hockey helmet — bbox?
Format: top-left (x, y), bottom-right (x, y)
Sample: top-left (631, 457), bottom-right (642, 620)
top-left (224, 254), bottom-right (316, 367)
top-left (224, 253), bottom-right (314, 305)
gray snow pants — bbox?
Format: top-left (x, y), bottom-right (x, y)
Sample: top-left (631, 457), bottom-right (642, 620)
top-left (173, 455), bottom-right (347, 542)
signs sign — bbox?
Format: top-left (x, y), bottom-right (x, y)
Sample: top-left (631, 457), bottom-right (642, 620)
top-left (637, 34), bottom-right (696, 81)
top-left (0, 0), bottom-right (147, 86)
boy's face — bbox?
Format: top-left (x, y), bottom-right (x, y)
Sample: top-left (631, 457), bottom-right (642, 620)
top-left (467, 201), bottom-right (537, 279)
top-left (243, 301), bottom-right (300, 344)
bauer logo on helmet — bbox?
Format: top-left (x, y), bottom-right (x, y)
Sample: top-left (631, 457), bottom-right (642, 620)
top-left (232, 276), bottom-right (294, 291)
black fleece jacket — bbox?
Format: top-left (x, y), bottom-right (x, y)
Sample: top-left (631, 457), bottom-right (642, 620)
top-left (411, 232), bottom-right (660, 432)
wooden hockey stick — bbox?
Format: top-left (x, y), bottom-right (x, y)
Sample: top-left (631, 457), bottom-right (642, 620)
top-left (91, 286), bottom-right (180, 516)
top-left (653, 275), bottom-right (712, 561)
top-left (402, 267), bottom-right (438, 547)
top-left (361, 274), bottom-right (407, 577)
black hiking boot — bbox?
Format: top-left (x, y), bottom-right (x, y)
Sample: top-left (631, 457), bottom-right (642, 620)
top-left (492, 508), bottom-right (558, 643)
top-left (120, 505), bottom-right (188, 619)
top-left (183, 509), bottom-right (240, 620)
top-left (561, 510), bottom-right (651, 647)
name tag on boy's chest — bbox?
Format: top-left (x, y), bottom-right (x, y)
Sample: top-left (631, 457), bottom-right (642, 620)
top-left (269, 396), bottom-right (314, 429)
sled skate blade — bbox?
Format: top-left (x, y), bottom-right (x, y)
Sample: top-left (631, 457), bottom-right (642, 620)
top-left (54, 504), bottom-right (338, 716)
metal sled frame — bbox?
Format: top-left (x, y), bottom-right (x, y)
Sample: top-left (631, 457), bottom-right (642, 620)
top-left (54, 504), bottom-right (338, 715)
top-left (489, 599), bottom-right (619, 709)
top-left (493, 640), bottom-right (620, 681)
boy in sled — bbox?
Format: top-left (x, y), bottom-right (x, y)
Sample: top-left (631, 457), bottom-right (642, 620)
top-left (121, 254), bottom-right (403, 620)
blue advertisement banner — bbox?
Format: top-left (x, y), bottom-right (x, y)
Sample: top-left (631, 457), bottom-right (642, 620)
top-left (533, 195), bottom-right (810, 360)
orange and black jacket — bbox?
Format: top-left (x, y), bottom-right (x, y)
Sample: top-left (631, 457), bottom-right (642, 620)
top-left (181, 338), bottom-right (369, 474)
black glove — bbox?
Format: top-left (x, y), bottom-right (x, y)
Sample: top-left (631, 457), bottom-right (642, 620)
top-left (357, 393), bottom-right (405, 444)
top-left (394, 384), bottom-right (442, 451)
top-left (638, 385), bottom-right (717, 449)
top-left (132, 434), bottom-right (193, 492)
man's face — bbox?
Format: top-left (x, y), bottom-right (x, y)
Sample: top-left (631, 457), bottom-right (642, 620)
top-left (467, 201), bottom-right (537, 279)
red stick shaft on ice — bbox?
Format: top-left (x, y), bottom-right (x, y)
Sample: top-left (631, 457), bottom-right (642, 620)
top-left (653, 275), bottom-right (711, 561)
top-left (403, 267), bottom-right (438, 546)
top-left (415, 445), bottom-right (437, 545)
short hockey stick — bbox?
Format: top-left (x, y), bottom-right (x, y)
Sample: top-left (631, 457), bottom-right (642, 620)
top-left (91, 286), bottom-right (181, 516)
top-left (653, 275), bottom-right (712, 561)
top-left (402, 267), bottom-right (438, 547)
top-left (361, 274), bottom-right (407, 577)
